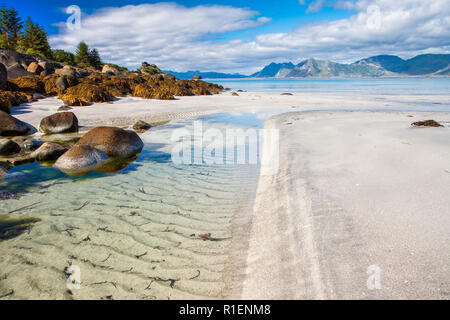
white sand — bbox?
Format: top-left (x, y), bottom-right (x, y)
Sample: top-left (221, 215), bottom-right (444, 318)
top-left (242, 111), bottom-right (450, 299)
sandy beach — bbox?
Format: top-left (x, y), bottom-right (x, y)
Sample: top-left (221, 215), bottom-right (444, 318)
top-left (1, 91), bottom-right (450, 300)
top-left (242, 111), bottom-right (450, 299)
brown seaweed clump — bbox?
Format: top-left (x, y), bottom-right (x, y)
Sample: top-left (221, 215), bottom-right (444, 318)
top-left (59, 83), bottom-right (114, 106)
top-left (132, 84), bottom-right (174, 100)
top-left (0, 91), bottom-right (29, 113)
top-left (411, 120), bottom-right (444, 127)
top-left (9, 76), bottom-right (45, 94)
top-left (0, 215), bottom-right (40, 240)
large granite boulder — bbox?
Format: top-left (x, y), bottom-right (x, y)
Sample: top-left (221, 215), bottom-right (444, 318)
top-left (54, 144), bottom-right (108, 175)
top-left (38, 62), bottom-right (55, 75)
top-left (102, 65), bottom-right (119, 75)
top-left (30, 142), bottom-right (67, 161)
top-left (55, 66), bottom-right (76, 77)
top-left (77, 126), bottom-right (143, 158)
top-left (0, 111), bottom-right (36, 136)
top-left (56, 75), bottom-right (69, 91)
top-left (39, 112), bottom-right (78, 134)
top-left (6, 63), bottom-right (35, 79)
top-left (0, 138), bottom-right (21, 155)
top-left (27, 62), bottom-right (44, 75)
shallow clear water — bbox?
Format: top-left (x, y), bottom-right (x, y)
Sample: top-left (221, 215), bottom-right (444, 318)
top-left (211, 77), bottom-right (450, 96)
top-left (0, 111), bottom-right (270, 299)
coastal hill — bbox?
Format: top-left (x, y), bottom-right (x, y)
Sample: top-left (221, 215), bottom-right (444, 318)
top-left (251, 54), bottom-right (450, 78)
top-left (164, 70), bottom-right (248, 79)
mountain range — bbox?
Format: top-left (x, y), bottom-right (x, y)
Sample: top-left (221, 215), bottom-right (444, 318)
top-left (167, 54), bottom-right (450, 79)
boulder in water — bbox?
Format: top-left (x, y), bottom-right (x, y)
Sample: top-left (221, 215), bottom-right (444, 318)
top-left (39, 112), bottom-right (78, 134)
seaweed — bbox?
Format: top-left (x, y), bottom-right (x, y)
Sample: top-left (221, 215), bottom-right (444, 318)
top-left (0, 214), bottom-right (40, 240)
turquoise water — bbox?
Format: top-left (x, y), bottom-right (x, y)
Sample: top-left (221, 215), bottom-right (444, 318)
top-left (210, 78), bottom-right (450, 96)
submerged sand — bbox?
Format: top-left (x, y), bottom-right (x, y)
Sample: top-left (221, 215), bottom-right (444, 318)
top-left (242, 111), bottom-right (450, 299)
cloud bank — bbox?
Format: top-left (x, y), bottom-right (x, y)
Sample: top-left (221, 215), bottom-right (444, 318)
top-left (50, 0), bottom-right (450, 74)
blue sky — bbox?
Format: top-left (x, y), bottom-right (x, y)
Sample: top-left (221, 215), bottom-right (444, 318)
top-left (3, 1), bottom-right (450, 73)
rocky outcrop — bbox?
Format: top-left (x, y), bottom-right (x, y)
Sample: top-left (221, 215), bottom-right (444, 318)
top-left (0, 111), bottom-right (36, 136)
top-left (54, 144), bottom-right (108, 175)
top-left (56, 75), bottom-right (69, 91)
top-left (30, 142), bottom-right (67, 162)
top-left (59, 83), bottom-right (114, 106)
top-left (133, 120), bottom-right (152, 133)
top-left (77, 127), bottom-right (143, 158)
top-left (39, 112), bottom-right (79, 134)
top-left (0, 138), bottom-right (21, 155)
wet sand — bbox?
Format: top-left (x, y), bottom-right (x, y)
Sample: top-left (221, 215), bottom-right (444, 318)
top-left (242, 111), bottom-right (450, 299)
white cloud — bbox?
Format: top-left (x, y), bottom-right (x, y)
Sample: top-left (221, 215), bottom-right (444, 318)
top-left (50, 0), bottom-right (450, 74)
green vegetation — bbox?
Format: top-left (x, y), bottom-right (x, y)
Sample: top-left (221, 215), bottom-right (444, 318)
top-left (0, 6), bottom-right (22, 50)
top-left (75, 41), bottom-right (102, 69)
top-left (51, 49), bottom-right (76, 66)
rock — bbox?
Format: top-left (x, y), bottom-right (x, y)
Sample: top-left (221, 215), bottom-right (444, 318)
top-left (6, 63), bottom-right (35, 79)
top-left (6, 156), bottom-right (34, 166)
top-left (27, 62), bottom-right (44, 75)
top-left (30, 142), bottom-right (67, 162)
top-left (38, 62), bottom-right (55, 75)
top-left (231, 92), bottom-right (239, 96)
top-left (77, 126), bottom-right (143, 158)
top-left (0, 110), bottom-right (36, 136)
top-left (54, 144), bottom-right (109, 175)
top-left (55, 66), bottom-right (76, 77)
top-left (411, 120), bottom-right (444, 127)
top-left (0, 138), bottom-right (21, 155)
top-left (39, 112), bottom-right (79, 134)
top-left (11, 136), bottom-right (42, 152)
top-left (56, 75), bottom-right (69, 91)
top-left (58, 105), bottom-right (72, 111)
top-left (192, 75), bottom-right (202, 80)
top-left (133, 120), bottom-right (152, 133)
top-left (0, 63), bottom-right (7, 87)
top-left (32, 93), bottom-right (46, 100)
top-left (281, 93), bottom-right (293, 96)
top-left (102, 65), bottom-right (119, 75)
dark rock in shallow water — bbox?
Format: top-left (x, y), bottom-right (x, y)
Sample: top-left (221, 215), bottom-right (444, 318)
top-left (0, 138), bottom-right (21, 155)
top-left (77, 126), bottom-right (144, 158)
top-left (30, 142), bottom-right (67, 162)
top-left (11, 136), bottom-right (42, 152)
top-left (281, 93), bottom-right (293, 96)
top-left (39, 112), bottom-right (78, 134)
top-left (0, 110), bottom-right (36, 136)
top-left (133, 120), bottom-right (152, 133)
top-left (411, 120), bottom-right (444, 127)
top-left (54, 144), bottom-right (109, 176)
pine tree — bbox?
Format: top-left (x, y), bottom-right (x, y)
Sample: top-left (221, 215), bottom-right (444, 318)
top-left (18, 17), bottom-right (51, 58)
top-left (75, 41), bottom-right (91, 67)
top-left (0, 6), bottom-right (10, 49)
top-left (0, 6), bottom-right (23, 50)
top-left (88, 48), bottom-right (102, 69)
top-left (7, 8), bottom-right (22, 50)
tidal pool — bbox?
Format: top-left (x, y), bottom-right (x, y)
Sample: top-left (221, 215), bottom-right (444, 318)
top-left (0, 111), bottom-right (273, 300)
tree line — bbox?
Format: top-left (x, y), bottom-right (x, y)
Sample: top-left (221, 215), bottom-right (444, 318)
top-left (0, 5), bottom-right (102, 69)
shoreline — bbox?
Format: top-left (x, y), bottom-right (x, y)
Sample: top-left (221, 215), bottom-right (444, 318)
top-left (11, 90), bottom-right (450, 132)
